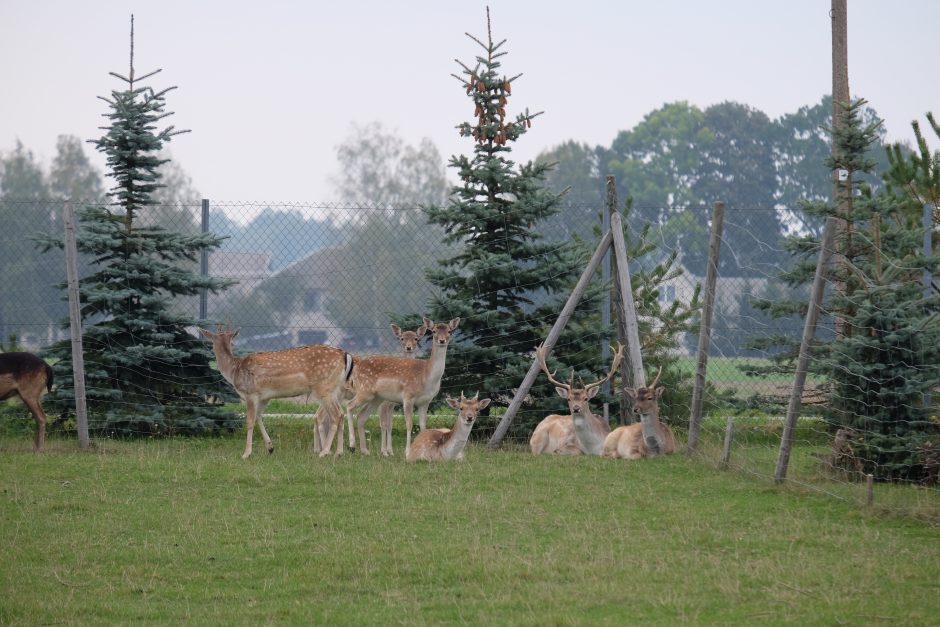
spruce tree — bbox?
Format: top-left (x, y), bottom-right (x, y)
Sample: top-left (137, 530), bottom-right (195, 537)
top-left (755, 100), bottom-right (940, 482)
top-left (423, 8), bottom-right (588, 436)
top-left (40, 17), bottom-right (237, 436)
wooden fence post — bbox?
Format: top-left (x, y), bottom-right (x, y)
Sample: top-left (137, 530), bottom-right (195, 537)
top-left (64, 201), bottom-right (90, 449)
top-left (687, 201), bottom-right (725, 453)
top-left (719, 416), bottom-right (735, 469)
top-left (774, 217), bottom-right (838, 482)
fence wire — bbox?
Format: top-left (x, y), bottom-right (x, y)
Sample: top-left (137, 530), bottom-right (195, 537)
top-left (0, 198), bottom-right (937, 506)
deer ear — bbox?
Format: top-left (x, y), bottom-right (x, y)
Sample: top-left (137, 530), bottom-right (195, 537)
top-left (448, 317), bottom-right (461, 330)
top-left (423, 316), bottom-right (433, 328)
top-left (477, 398), bottom-right (491, 410)
top-left (390, 324), bottom-right (402, 337)
top-left (446, 396), bottom-right (460, 409)
top-left (416, 325), bottom-right (427, 337)
top-left (555, 386), bottom-right (569, 400)
top-left (655, 387), bottom-right (665, 399)
top-left (586, 386), bottom-right (601, 399)
top-left (198, 327), bottom-right (212, 339)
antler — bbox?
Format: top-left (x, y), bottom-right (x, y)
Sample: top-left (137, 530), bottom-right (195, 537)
top-left (584, 342), bottom-right (625, 391)
top-left (535, 343), bottom-right (570, 391)
top-left (648, 365), bottom-right (663, 389)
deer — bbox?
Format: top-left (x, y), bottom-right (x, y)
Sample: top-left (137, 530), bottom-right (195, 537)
top-left (530, 342), bottom-right (624, 456)
top-left (602, 367), bottom-right (676, 459)
top-left (318, 322), bottom-right (427, 456)
top-left (406, 392), bottom-right (489, 462)
top-left (199, 326), bottom-right (352, 459)
top-left (0, 352), bottom-right (54, 452)
top-left (345, 317), bottom-right (459, 457)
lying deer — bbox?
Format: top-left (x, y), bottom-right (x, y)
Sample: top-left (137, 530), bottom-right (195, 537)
top-left (530, 342), bottom-right (624, 456)
top-left (0, 352), bottom-right (54, 452)
top-left (346, 317), bottom-right (459, 457)
top-left (602, 367), bottom-right (676, 459)
top-left (406, 392), bottom-right (489, 462)
top-left (199, 326), bottom-right (352, 459)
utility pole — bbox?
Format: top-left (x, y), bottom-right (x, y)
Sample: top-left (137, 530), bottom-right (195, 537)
top-left (831, 0), bottom-right (850, 339)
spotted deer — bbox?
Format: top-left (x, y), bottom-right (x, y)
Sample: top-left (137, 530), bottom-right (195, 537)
top-left (602, 367), bottom-right (676, 459)
top-left (199, 326), bottom-right (352, 459)
top-left (406, 392), bottom-right (489, 462)
top-left (0, 352), bottom-right (54, 452)
top-left (530, 342), bottom-right (624, 456)
top-left (346, 317), bottom-right (459, 457)
top-left (322, 322), bottom-right (427, 455)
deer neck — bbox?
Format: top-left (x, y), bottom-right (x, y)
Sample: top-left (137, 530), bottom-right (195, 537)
top-left (571, 407), bottom-right (609, 456)
top-left (440, 420), bottom-right (473, 460)
top-left (212, 343), bottom-right (242, 387)
top-left (422, 341), bottom-right (449, 392)
top-left (637, 408), bottom-right (664, 455)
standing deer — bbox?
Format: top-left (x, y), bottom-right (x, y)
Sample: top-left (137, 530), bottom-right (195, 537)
top-left (530, 342), bottom-right (624, 456)
top-left (602, 367), bottom-right (676, 459)
top-left (406, 392), bottom-right (489, 462)
top-left (324, 322), bottom-right (426, 456)
top-left (199, 326), bottom-right (352, 459)
top-left (346, 317), bottom-right (459, 457)
top-left (0, 352), bottom-right (54, 452)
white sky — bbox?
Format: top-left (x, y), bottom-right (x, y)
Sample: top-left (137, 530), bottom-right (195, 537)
top-left (2, 0), bottom-right (938, 204)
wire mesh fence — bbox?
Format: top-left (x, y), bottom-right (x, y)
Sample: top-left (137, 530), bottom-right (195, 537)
top-left (0, 198), bottom-right (937, 507)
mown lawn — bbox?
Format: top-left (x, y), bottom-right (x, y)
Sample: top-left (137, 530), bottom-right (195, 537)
top-left (1, 416), bottom-right (938, 625)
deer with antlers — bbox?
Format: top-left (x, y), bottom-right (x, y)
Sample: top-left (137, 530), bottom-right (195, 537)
top-left (530, 342), bottom-right (624, 456)
top-left (406, 392), bottom-right (489, 462)
top-left (345, 317), bottom-right (459, 457)
top-left (199, 326), bottom-right (352, 459)
top-left (0, 352), bottom-right (54, 452)
top-left (602, 367), bottom-right (676, 459)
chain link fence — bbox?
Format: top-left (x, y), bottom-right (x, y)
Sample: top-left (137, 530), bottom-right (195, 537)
top-left (2, 198), bottom-right (937, 501)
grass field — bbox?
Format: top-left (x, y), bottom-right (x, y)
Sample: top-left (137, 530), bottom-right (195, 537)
top-left (1, 415), bottom-right (939, 625)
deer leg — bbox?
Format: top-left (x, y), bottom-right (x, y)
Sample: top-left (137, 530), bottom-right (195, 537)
top-left (345, 402), bottom-right (356, 450)
top-left (403, 399), bottom-right (415, 457)
top-left (379, 402), bottom-right (393, 456)
top-left (243, 397), bottom-right (259, 459)
top-left (317, 398), bottom-right (343, 458)
top-left (417, 403), bottom-right (430, 432)
top-left (254, 400), bottom-right (273, 454)
top-left (354, 401), bottom-right (379, 455)
top-left (21, 394), bottom-right (46, 453)
top-left (311, 408), bottom-right (323, 454)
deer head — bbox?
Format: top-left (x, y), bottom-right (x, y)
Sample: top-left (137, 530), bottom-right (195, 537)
top-left (535, 342), bottom-right (624, 415)
top-left (624, 366), bottom-right (665, 419)
top-left (423, 317), bottom-right (460, 348)
top-left (446, 391), bottom-right (491, 426)
top-left (390, 323), bottom-right (427, 356)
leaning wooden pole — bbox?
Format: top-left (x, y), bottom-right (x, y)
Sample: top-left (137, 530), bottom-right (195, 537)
top-left (687, 201), bottom-right (725, 453)
top-left (488, 230), bottom-right (614, 449)
top-left (607, 177), bottom-right (631, 424)
top-left (64, 202), bottom-right (90, 449)
top-left (610, 211), bottom-right (665, 454)
top-left (774, 217), bottom-right (838, 483)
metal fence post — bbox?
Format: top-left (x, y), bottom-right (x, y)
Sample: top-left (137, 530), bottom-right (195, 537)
top-left (199, 199), bottom-right (209, 321)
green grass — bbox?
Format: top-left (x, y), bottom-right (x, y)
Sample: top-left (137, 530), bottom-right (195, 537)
top-left (676, 356), bottom-right (823, 385)
top-left (1, 417), bottom-right (939, 625)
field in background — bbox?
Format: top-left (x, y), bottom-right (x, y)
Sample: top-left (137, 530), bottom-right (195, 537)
top-left (1, 417), bottom-right (938, 624)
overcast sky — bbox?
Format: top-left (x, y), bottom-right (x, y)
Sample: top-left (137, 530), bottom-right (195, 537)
top-left (2, 0), bottom-right (938, 205)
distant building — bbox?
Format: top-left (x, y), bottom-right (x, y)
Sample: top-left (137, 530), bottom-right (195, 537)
top-left (208, 250), bottom-right (273, 314)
